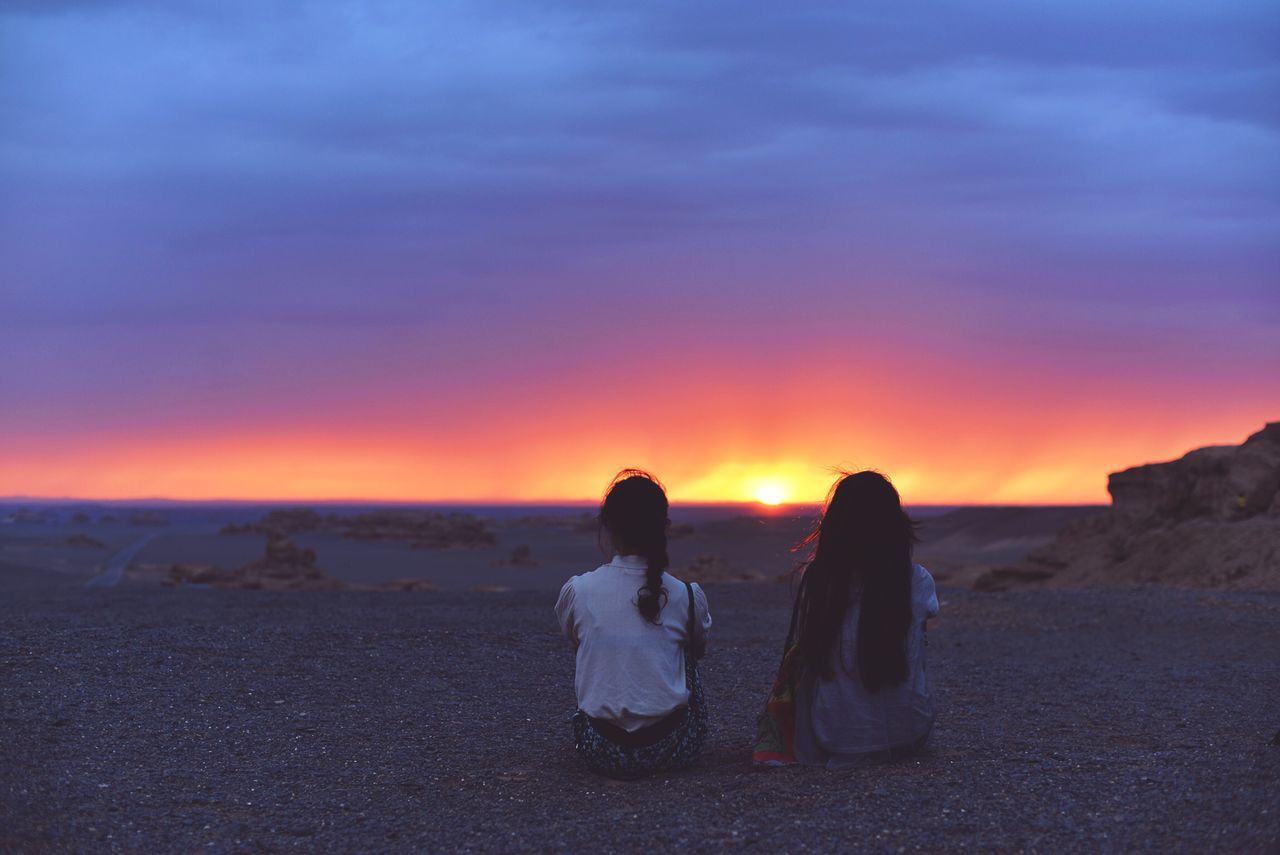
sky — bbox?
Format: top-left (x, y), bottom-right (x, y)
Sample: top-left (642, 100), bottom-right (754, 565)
top-left (1, 0), bottom-right (1277, 504)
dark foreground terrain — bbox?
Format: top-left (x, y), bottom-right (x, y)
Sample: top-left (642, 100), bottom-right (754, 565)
top-left (2, 565), bottom-right (1277, 852)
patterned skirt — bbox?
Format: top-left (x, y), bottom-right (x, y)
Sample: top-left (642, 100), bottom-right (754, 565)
top-left (572, 658), bottom-right (708, 780)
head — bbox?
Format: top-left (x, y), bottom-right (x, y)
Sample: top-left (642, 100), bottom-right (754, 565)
top-left (795, 470), bottom-right (918, 691)
top-left (598, 469), bottom-right (671, 623)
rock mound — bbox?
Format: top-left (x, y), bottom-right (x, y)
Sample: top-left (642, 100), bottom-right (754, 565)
top-left (169, 534), bottom-right (344, 591)
top-left (374, 579), bottom-right (439, 592)
top-left (497, 545), bottom-right (536, 567)
top-left (345, 511), bottom-right (495, 548)
top-left (981, 423), bottom-right (1280, 591)
top-left (1109, 422), bottom-right (1280, 522)
top-left (681, 555), bottom-right (763, 583)
top-left (219, 508), bottom-right (495, 548)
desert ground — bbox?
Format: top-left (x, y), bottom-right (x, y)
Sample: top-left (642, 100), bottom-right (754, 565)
top-left (0, 501), bottom-right (1103, 594)
top-left (2, 566), bottom-right (1277, 851)
top-left (1, 502), bottom-right (1278, 851)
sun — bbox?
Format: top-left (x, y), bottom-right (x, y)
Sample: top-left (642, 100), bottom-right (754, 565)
top-left (753, 482), bottom-right (789, 506)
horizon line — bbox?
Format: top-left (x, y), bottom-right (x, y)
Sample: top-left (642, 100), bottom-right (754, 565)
top-left (0, 494), bottom-right (1110, 509)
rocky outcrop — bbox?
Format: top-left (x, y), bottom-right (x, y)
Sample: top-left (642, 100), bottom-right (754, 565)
top-left (507, 545), bottom-right (536, 566)
top-left (219, 508), bottom-right (495, 548)
top-left (681, 555), bottom-right (763, 583)
top-left (235, 535), bottom-right (343, 590)
top-left (979, 423), bottom-right (1280, 591)
top-left (258, 508), bottom-right (328, 534)
top-left (164, 564), bottom-right (225, 585)
top-left (164, 535), bottom-right (445, 592)
top-left (1108, 422), bottom-right (1280, 523)
top-left (6, 508), bottom-right (54, 524)
top-left (376, 579), bottom-right (439, 592)
top-left (168, 534), bottom-right (344, 591)
top-left (344, 511), bottom-right (495, 548)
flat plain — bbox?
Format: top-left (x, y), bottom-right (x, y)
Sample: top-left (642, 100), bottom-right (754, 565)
top-left (2, 560), bottom-right (1277, 852)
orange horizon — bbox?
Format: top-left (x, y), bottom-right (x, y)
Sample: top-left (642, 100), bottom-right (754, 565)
top-left (0, 493), bottom-right (1110, 507)
top-left (2, 410), bottom-right (1270, 507)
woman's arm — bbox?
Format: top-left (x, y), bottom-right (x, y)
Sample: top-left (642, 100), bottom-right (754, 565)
top-left (693, 582), bottom-right (712, 641)
top-left (554, 579), bottom-right (579, 651)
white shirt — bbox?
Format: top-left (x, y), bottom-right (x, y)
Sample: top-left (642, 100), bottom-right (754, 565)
top-left (555, 555), bottom-right (713, 731)
top-left (798, 563), bottom-right (940, 764)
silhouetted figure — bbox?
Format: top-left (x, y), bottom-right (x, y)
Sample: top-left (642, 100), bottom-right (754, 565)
top-left (760, 470), bottom-right (939, 767)
top-left (555, 470), bottom-right (711, 778)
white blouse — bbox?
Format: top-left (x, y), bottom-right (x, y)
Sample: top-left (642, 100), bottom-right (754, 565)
top-left (555, 555), bottom-right (713, 731)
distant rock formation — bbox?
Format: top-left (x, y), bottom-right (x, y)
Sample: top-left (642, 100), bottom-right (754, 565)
top-left (168, 533), bottom-right (344, 591)
top-left (6, 508), bottom-right (54, 524)
top-left (978, 423), bottom-right (1280, 591)
top-left (345, 511), bottom-right (495, 548)
top-left (501, 512), bottom-right (597, 532)
top-left (497, 512), bottom-right (697, 539)
top-left (258, 508), bottom-right (328, 534)
top-left (681, 554), bottom-right (764, 583)
top-left (64, 534), bottom-right (105, 548)
top-left (218, 508), bottom-right (495, 548)
top-left (377, 579), bottom-right (439, 592)
top-left (236, 534), bottom-right (344, 590)
top-left (163, 564), bottom-right (224, 585)
top-left (164, 534), bottom-right (443, 592)
top-left (496, 547), bottom-right (537, 568)
top-left (1108, 423), bottom-right (1280, 522)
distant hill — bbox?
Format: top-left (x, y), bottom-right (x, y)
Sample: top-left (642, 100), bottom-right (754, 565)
top-left (979, 423), bottom-right (1280, 591)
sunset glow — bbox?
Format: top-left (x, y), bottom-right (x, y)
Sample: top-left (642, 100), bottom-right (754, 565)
top-left (753, 482), bottom-right (790, 507)
top-left (1, 397), bottom-right (1273, 505)
top-left (1, 3), bottom-right (1275, 506)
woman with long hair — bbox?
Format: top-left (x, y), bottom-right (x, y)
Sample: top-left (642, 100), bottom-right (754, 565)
top-left (555, 470), bottom-right (712, 778)
top-left (779, 470), bottom-right (939, 767)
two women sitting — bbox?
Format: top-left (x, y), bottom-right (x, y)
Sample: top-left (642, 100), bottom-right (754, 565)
top-left (555, 468), bottom-right (939, 778)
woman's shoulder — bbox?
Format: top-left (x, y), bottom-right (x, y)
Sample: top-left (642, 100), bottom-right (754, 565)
top-left (661, 568), bottom-right (688, 586)
top-left (661, 571), bottom-right (707, 597)
top-left (910, 563), bottom-right (937, 597)
top-left (911, 563), bottom-right (940, 615)
top-left (567, 563), bottom-right (618, 588)
top-left (661, 572), bottom-right (712, 631)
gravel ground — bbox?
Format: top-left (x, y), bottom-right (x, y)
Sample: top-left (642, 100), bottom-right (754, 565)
top-left (2, 564), bottom-right (1277, 852)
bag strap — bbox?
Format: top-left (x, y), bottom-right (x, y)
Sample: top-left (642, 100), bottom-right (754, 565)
top-left (684, 580), bottom-right (704, 661)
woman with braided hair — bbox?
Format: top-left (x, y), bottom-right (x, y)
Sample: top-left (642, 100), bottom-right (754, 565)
top-left (555, 470), bottom-right (712, 778)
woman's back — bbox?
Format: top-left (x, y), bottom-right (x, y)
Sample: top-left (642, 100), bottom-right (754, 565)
top-left (557, 555), bottom-right (711, 730)
top-left (558, 469), bottom-right (712, 779)
top-left (796, 563), bottom-right (939, 765)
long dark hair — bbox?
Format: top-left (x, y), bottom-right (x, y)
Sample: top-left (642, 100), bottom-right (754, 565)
top-left (599, 469), bottom-right (671, 623)
top-left (795, 470), bottom-right (918, 691)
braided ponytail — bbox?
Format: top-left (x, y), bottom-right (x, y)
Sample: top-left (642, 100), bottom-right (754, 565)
top-left (636, 533), bottom-right (670, 623)
top-left (599, 469), bottom-right (671, 624)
